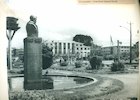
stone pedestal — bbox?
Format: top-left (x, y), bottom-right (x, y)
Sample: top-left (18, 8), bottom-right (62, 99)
top-left (24, 37), bottom-right (42, 90)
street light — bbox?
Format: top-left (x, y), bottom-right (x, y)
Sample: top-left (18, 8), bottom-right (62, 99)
top-left (120, 22), bottom-right (132, 64)
top-left (6, 17), bottom-right (20, 70)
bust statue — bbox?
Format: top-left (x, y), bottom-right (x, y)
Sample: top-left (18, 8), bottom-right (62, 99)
top-left (26, 15), bottom-right (38, 37)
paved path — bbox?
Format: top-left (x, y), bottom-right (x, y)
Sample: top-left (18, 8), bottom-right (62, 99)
top-left (91, 73), bottom-right (139, 100)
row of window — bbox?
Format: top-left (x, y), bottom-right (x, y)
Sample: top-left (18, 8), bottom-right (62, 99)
top-left (121, 50), bottom-right (129, 52)
top-left (121, 46), bottom-right (129, 48)
top-left (76, 48), bottom-right (90, 50)
top-left (54, 49), bottom-right (90, 54)
top-left (76, 52), bottom-right (90, 54)
top-left (53, 43), bottom-right (83, 47)
top-left (102, 46), bottom-right (129, 50)
top-left (102, 50), bottom-right (129, 52)
top-left (53, 43), bottom-right (89, 50)
top-left (54, 48), bottom-right (75, 54)
top-left (76, 44), bottom-right (83, 46)
top-left (54, 43), bottom-right (73, 48)
top-left (51, 42), bottom-right (88, 47)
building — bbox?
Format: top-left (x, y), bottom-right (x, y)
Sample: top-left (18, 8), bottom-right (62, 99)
top-left (12, 48), bottom-right (24, 57)
top-left (133, 41), bottom-right (139, 57)
top-left (101, 46), bottom-right (130, 59)
top-left (44, 40), bottom-right (90, 58)
top-left (11, 48), bottom-right (24, 62)
top-left (102, 46), bottom-right (114, 56)
top-left (90, 44), bottom-right (102, 57)
top-left (102, 46), bottom-right (130, 55)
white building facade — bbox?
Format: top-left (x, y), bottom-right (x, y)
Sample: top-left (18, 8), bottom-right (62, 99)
top-left (44, 40), bottom-right (90, 58)
top-left (102, 46), bottom-right (130, 56)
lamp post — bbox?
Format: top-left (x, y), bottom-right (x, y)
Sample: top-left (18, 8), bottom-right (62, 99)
top-left (6, 17), bottom-right (20, 70)
top-left (120, 22), bottom-right (132, 64)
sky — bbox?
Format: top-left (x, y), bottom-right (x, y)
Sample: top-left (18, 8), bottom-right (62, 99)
top-left (5, 0), bottom-right (140, 48)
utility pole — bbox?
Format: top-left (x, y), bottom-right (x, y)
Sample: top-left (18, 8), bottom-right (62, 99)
top-left (90, 40), bottom-right (94, 58)
top-left (117, 40), bottom-right (120, 62)
top-left (8, 30), bottom-right (12, 70)
top-left (120, 21), bottom-right (132, 64)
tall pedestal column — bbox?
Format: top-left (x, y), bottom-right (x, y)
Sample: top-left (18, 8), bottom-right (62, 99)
top-left (24, 37), bottom-right (42, 90)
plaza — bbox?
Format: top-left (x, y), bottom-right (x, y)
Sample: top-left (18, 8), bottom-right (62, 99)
top-left (1, 1), bottom-right (139, 100)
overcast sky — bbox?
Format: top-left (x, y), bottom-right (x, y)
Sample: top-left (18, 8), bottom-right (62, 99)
top-left (5, 0), bottom-right (140, 48)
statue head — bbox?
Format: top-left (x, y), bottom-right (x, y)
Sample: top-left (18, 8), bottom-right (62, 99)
top-left (30, 15), bottom-right (37, 24)
top-left (26, 15), bottom-right (38, 37)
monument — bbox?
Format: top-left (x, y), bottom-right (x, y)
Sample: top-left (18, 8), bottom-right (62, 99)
top-left (24, 15), bottom-right (53, 90)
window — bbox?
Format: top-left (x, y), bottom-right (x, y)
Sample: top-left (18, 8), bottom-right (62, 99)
top-left (54, 43), bottom-right (57, 54)
top-left (64, 48), bottom-right (66, 54)
top-left (64, 43), bottom-right (66, 48)
top-left (55, 42), bottom-right (57, 49)
top-left (85, 48), bottom-right (86, 50)
top-left (59, 43), bottom-right (61, 54)
top-left (64, 43), bottom-right (66, 54)
top-left (59, 43), bottom-right (61, 49)
top-left (68, 43), bottom-right (70, 49)
top-left (72, 43), bottom-right (75, 54)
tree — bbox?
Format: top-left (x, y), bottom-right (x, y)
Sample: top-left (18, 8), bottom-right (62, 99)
top-left (73, 34), bottom-right (93, 46)
top-left (42, 43), bottom-right (53, 69)
top-left (6, 17), bottom-right (20, 70)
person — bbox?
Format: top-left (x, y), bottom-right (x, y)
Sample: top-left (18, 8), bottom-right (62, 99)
top-left (26, 15), bottom-right (38, 37)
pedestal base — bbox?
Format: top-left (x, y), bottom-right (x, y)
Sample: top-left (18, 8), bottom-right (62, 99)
top-left (24, 79), bottom-right (53, 90)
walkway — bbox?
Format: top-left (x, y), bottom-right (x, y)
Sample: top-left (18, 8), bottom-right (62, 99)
top-left (90, 73), bottom-right (139, 100)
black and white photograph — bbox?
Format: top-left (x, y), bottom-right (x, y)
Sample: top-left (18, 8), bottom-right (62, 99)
top-left (0, 0), bottom-right (139, 100)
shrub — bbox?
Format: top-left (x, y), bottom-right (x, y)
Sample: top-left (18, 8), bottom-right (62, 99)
top-left (86, 65), bottom-right (92, 70)
top-left (42, 44), bottom-right (53, 69)
top-left (89, 56), bottom-right (102, 70)
top-left (60, 61), bottom-right (68, 66)
top-left (111, 62), bottom-right (125, 72)
top-left (75, 61), bottom-right (82, 68)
